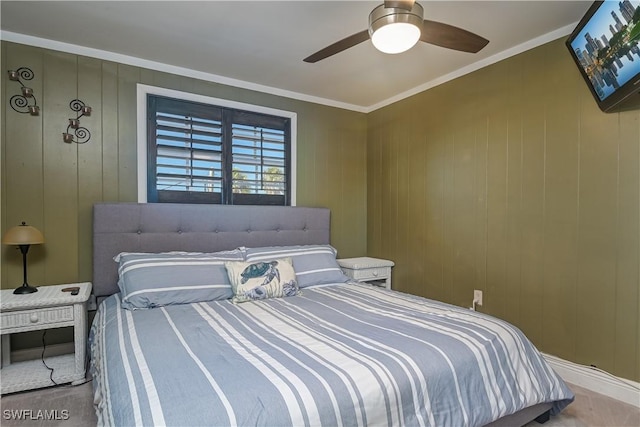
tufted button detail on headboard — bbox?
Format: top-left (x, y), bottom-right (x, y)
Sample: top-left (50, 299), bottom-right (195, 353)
top-left (214, 229), bottom-right (219, 234)
top-left (178, 230), bottom-right (182, 234)
top-left (276, 228), bottom-right (280, 232)
top-left (93, 203), bottom-right (331, 298)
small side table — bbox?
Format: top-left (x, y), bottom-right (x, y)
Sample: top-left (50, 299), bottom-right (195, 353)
top-left (0, 282), bottom-right (92, 394)
top-left (337, 257), bottom-right (394, 290)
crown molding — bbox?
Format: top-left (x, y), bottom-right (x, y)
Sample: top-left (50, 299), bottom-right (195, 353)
top-left (1, 30), bottom-right (367, 113)
top-left (2, 22), bottom-right (577, 114)
top-left (367, 22), bottom-right (577, 111)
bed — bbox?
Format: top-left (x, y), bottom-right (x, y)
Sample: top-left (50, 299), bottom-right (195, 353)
top-left (89, 202), bottom-right (574, 427)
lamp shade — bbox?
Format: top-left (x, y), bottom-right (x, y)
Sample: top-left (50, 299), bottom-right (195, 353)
top-left (2, 222), bottom-right (44, 245)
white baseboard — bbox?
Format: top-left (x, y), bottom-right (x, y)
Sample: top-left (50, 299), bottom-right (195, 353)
top-left (543, 353), bottom-right (640, 408)
top-left (9, 342), bottom-right (75, 363)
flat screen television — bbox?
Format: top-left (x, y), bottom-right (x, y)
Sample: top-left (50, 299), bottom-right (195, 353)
top-left (566, 0), bottom-right (640, 112)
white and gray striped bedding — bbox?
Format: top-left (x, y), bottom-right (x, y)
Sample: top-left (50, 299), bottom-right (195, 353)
top-left (89, 283), bottom-right (574, 427)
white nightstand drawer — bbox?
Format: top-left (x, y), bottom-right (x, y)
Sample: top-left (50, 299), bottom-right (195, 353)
top-left (349, 267), bottom-right (391, 281)
top-left (337, 257), bottom-right (394, 290)
top-left (1, 306), bottom-right (74, 332)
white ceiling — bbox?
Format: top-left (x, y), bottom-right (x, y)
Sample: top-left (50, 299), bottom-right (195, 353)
top-left (1, 1), bottom-right (592, 112)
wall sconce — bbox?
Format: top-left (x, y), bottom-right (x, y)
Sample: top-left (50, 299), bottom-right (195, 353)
top-left (63, 99), bottom-right (92, 144)
top-left (7, 67), bottom-right (40, 116)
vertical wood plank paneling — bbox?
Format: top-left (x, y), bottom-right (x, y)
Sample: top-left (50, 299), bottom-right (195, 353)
top-left (484, 60), bottom-right (510, 318)
top-left (295, 111), bottom-right (314, 207)
top-left (451, 83), bottom-right (477, 308)
top-left (340, 129), bottom-right (366, 257)
top-left (354, 129), bottom-right (368, 256)
top-left (575, 98), bottom-right (619, 369)
top-left (77, 56), bottom-right (103, 282)
top-left (182, 73), bottom-right (218, 101)
top-left (615, 110), bottom-right (640, 380)
top-left (42, 51), bottom-right (78, 284)
top-left (367, 36), bottom-right (640, 381)
top-left (378, 119), bottom-right (388, 256)
top-left (305, 117), bottom-right (320, 209)
top-left (3, 41), bottom-right (368, 301)
top-left (295, 106), bottom-right (367, 257)
top-left (390, 128), bottom-right (400, 266)
top-left (2, 44), bottom-right (45, 289)
top-left (396, 124), bottom-right (410, 288)
top-left (428, 89), bottom-right (451, 302)
top-left (314, 125), bottom-right (330, 207)
top-left (311, 110), bottom-right (329, 209)
top-left (504, 53), bottom-right (524, 326)
top-left (376, 122), bottom-right (388, 260)
top-left (366, 130), bottom-right (376, 252)
top-left (423, 97), bottom-right (447, 301)
top-left (438, 121), bottom-right (455, 302)
top-left (368, 130), bottom-right (382, 257)
top-left (518, 44), bottom-right (547, 346)
top-left (117, 64), bottom-right (140, 202)
top-left (101, 62), bottom-right (119, 201)
top-left (406, 112), bottom-right (427, 294)
top-left (379, 126), bottom-right (391, 258)
top-left (326, 128), bottom-right (343, 245)
top-left (378, 127), bottom-right (392, 257)
top-left (473, 81), bottom-right (489, 309)
top-left (540, 44), bottom-right (580, 360)
top-left (147, 70), bottom-right (178, 93)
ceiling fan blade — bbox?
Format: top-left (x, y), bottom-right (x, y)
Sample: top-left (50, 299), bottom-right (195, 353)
top-left (384, 0), bottom-right (415, 10)
top-left (420, 20), bottom-right (489, 53)
top-left (303, 30), bottom-right (370, 63)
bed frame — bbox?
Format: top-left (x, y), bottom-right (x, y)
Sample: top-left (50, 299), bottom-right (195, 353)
top-left (92, 203), bottom-right (330, 298)
top-left (91, 202), bottom-right (553, 426)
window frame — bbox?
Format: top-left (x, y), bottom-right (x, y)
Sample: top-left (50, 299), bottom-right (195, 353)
top-left (137, 84), bottom-right (297, 205)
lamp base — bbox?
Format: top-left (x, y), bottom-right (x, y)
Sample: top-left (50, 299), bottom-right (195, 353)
top-left (13, 284), bottom-right (38, 294)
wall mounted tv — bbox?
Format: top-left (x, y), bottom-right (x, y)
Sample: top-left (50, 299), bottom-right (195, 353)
top-left (566, 0), bottom-right (640, 112)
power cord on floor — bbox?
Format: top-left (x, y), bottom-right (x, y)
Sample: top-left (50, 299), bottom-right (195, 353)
top-left (40, 330), bottom-right (93, 388)
top-left (586, 364), bottom-right (640, 391)
top-left (41, 329), bottom-right (59, 386)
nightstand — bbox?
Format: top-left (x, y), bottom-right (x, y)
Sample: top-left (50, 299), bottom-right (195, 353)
top-left (0, 282), bottom-right (92, 394)
top-left (337, 257), bottom-right (394, 290)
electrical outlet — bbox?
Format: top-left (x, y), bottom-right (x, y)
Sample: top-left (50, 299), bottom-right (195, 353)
top-left (473, 290), bottom-right (483, 306)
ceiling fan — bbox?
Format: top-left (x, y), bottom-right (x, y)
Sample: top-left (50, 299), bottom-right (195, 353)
top-left (303, 0), bottom-right (489, 63)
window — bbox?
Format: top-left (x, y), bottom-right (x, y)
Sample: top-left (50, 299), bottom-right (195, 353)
top-left (145, 93), bottom-right (292, 206)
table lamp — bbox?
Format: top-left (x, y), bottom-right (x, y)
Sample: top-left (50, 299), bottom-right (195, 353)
top-left (2, 221), bottom-right (44, 294)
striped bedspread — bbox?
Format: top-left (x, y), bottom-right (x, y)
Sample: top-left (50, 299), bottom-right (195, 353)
top-left (89, 283), bottom-right (574, 426)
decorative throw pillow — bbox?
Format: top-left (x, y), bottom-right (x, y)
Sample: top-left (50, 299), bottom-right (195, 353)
top-left (225, 257), bottom-right (299, 303)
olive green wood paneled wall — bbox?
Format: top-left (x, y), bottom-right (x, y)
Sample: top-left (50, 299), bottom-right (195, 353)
top-left (1, 41), bottom-right (367, 292)
top-left (367, 37), bottom-right (640, 382)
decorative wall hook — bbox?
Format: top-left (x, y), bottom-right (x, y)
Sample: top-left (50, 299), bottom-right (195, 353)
top-left (7, 67), bottom-right (40, 116)
top-left (63, 99), bottom-right (92, 144)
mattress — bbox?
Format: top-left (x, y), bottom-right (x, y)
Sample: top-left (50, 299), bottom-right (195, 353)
top-left (89, 283), bottom-right (574, 426)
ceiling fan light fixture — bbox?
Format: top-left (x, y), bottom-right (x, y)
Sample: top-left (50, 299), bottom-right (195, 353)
top-left (369, 2), bottom-right (424, 54)
top-left (371, 23), bottom-right (421, 54)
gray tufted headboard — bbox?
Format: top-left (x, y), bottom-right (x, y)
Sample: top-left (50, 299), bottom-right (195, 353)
top-left (93, 203), bottom-right (331, 297)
